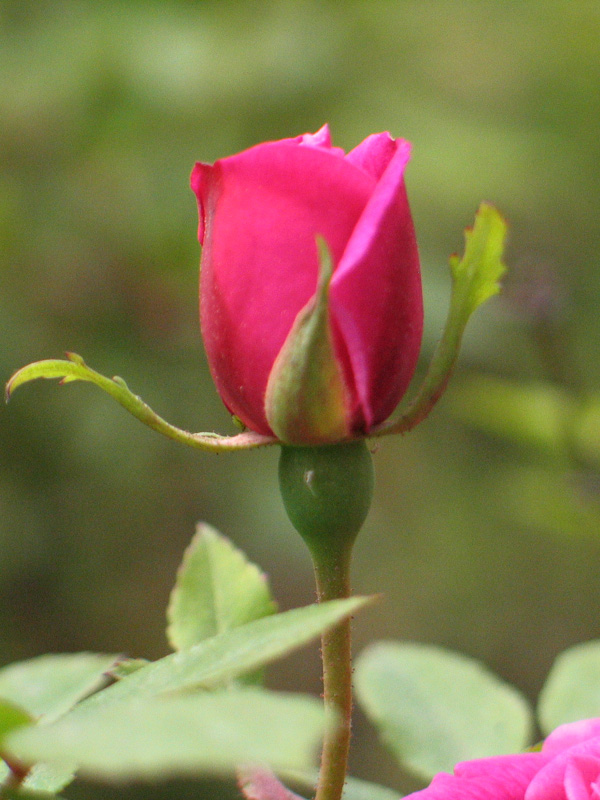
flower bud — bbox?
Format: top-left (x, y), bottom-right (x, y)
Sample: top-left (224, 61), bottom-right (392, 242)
top-left (192, 125), bottom-right (423, 444)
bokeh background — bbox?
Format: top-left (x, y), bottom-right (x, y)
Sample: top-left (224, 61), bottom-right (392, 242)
top-left (2, 1), bottom-right (600, 797)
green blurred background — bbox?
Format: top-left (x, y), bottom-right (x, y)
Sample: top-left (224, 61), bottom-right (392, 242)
top-left (2, 0), bottom-right (600, 797)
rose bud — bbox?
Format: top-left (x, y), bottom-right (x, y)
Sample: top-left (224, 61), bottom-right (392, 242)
top-left (191, 125), bottom-right (423, 445)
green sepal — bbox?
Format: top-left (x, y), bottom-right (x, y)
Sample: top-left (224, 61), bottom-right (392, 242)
top-left (265, 238), bottom-right (350, 446)
top-left (449, 202), bottom-right (507, 317)
top-left (5, 353), bottom-right (276, 452)
top-left (373, 203), bottom-right (508, 438)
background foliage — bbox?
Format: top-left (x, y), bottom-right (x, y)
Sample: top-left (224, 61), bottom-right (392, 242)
top-left (1, 1), bottom-right (600, 797)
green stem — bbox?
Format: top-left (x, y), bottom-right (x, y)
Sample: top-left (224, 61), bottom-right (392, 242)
top-left (277, 441), bottom-right (373, 800)
top-left (312, 542), bottom-right (354, 800)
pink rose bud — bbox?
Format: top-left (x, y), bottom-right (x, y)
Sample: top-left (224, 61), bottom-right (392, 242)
top-left (191, 125), bottom-right (423, 445)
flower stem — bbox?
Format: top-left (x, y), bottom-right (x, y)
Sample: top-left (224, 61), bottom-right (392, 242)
top-left (312, 541), bottom-right (354, 800)
top-left (277, 441), bottom-right (374, 800)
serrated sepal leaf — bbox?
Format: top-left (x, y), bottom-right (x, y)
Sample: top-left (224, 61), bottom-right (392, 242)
top-left (6, 205), bottom-right (505, 449)
top-left (373, 203), bottom-right (507, 438)
top-left (5, 354), bottom-right (276, 452)
top-left (449, 202), bottom-right (507, 317)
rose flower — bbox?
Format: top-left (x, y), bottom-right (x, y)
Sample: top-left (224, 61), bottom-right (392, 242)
top-left (407, 719), bottom-right (600, 800)
top-left (191, 125), bottom-right (423, 445)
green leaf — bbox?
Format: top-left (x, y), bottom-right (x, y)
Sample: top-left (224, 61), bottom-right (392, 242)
top-left (0, 790), bottom-right (66, 800)
top-left (0, 653), bottom-right (117, 794)
top-left (0, 653), bottom-right (117, 722)
top-left (538, 640), bottom-right (600, 734)
top-left (477, 463), bottom-right (600, 538)
top-left (106, 658), bottom-right (150, 680)
top-left (64, 597), bottom-right (371, 718)
top-left (448, 376), bottom-right (575, 457)
top-left (6, 690), bottom-right (327, 781)
top-left (338, 776), bottom-right (401, 800)
top-left (354, 641), bottom-right (532, 780)
top-left (5, 353), bottom-right (276, 452)
top-left (373, 203), bottom-right (507, 438)
top-left (0, 791), bottom-right (66, 800)
top-left (167, 523), bottom-right (276, 651)
top-left (0, 724), bottom-right (75, 796)
top-left (0, 699), bottom-right (32, 742)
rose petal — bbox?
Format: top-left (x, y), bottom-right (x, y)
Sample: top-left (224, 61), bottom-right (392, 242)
top-left (527, 742), bottom-right (600, 800)
top-left (330, 138), bottom-right (422, 430)
top-left (298, 123), bottom-right (332, 149)
top-left (408, 753), bottom-right (546, 800)
top-left (196, 141), bottom-right (374, 434)
top-left (545, 722), bottom-right (600, 758)
top-left (564, 757), bottom-right (599, 800)
top-left (298, 124), bottom-right (346, 157)
top-left (345, 131), bottom-right (399, 180)
top-left (190, 162), bottom-right (211, 243)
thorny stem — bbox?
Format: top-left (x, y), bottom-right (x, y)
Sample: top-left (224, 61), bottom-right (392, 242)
top-left (312, 542), bottom-right (354, 800)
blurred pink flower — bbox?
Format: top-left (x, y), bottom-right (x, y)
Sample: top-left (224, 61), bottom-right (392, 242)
top-left (407, 719), bottom-right (600, 800)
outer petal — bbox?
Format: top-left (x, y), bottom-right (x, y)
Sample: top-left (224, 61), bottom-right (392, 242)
top-left (300, 124), bottom-right (332, 148)
top-left (190, 125), bottom-right (340, 243)
top-left (407, 753), bottom-right (547, 800)
top-left (279, 123), bottom-right (343, 153)
top-left (329, 138), bottom-right (423, 430)
top-left (191, 162), bottom-right (210, 244)
top-left (194, 141), bottom-right (374, 434)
